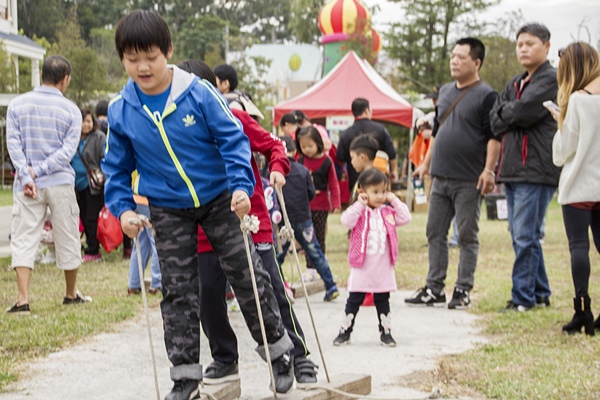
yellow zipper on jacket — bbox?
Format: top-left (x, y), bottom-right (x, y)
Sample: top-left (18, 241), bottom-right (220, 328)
top-left (143, 104), bottom-right (200, 208)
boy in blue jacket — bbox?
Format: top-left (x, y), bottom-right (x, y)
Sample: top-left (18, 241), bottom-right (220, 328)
top-left (102, 10), bottom-right (293, 400)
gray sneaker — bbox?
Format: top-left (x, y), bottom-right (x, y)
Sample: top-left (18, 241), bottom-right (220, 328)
top-left (270, 353), bottom-right (294, 394)
top-left (203, 360), bottom-right (239, 385)
top-left (294, 355), bottom-right (318, 388)
top-left (404, 286), bottom-right (446, 307)
top-left (164, 379), bottom-right (200, 400)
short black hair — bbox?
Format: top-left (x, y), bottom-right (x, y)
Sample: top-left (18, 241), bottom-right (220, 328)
top-left (516, 23), bottom-right (551, 43)
top-left (178, 59), bottom-right (217, 87)
top-left (291, 110), bottom-right (309, 124)
top-left (349, 134), bottom-right (378, 161)
top-left (280, 113), bottom-right (298, 127)
top-left (455, 37), bottom-right (486, 68)
top-left (214, 64), bottom-right (238, 91)
top-left (295, 126), bottom-right (324, 156)
top-left (115, 10), bottom-right (172, 60)
top-left (95, 100), bottom-right (109, 117)
top-left (280, 135), bottom-right (295, 153)
top-left (357, 168), bottom-right (388, 190)
top-left (351, 98), bottom-right (370, 117)
top-left (41, 55), bottom-right (71, 85)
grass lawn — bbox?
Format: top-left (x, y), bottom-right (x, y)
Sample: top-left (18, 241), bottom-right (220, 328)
top-left (0, 189), bottom-right (12, 207)
top-left (1, 198), bottom-right (599, 398)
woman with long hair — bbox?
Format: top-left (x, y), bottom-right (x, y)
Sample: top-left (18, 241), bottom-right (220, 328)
top-left (551, 41), bottom-right (600, 336)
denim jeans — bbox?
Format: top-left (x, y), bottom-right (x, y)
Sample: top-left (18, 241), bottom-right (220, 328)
top-left (426, 177), bottom-right (482, 293)
top-left (276, 219), bottom-right (336, 290)
top-left (505, 183), bottom-right (555, 307)
top-left (128, 204), bottom-right (161, 289)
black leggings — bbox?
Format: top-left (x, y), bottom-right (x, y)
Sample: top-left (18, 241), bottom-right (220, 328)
top-left (344, 292), bottom-right (391, 333)
top-left (562, 205), bottom-right (600, 297)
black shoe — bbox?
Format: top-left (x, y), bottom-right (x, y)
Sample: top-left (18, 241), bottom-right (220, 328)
top-left (380, 329), bottom-right (396, 347)
top-left (562, 296), bottom-right (594, 336)
top-left (63, 290), bottom-right (92, 305)
top-left (499, 300), bottom-right (532, 313)
top-left (5, 302), bottom-right (30, 315)
top-left (203, 360), bottom-right (239, 385)
top-left (270, 353), bottom-right (294, 394)
top-left (164, 380), bottom-right (200, 400)
top-left (404, 286), bottom-right (446, 307)
top-left (294, 355), bottom-right (318, 388)
top-left (536, 296), bottom-right (551, 308)
top-left (447, 287), bottom-right (470, 310)
top-left (333, 328), bottom-right (351, 345)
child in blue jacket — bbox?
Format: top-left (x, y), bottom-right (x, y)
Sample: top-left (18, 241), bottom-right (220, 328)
top-left (102, 10), bottom-right (293, 400)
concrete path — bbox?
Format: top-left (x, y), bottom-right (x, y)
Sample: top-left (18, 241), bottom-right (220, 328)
top-left (0, 290), bottom-right (486, 400)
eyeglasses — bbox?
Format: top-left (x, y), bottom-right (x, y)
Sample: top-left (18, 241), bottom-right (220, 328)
top-left (558, 48), bottom-right (565, 58)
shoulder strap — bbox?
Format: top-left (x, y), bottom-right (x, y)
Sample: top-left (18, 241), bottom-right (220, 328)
top-left (298, 156), bottom-right (304, 165)
top-left (438, 81), bottom-right (482, 128)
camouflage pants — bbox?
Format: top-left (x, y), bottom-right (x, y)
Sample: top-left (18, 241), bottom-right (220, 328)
top-left (150, 190), bottom-right (292, 381)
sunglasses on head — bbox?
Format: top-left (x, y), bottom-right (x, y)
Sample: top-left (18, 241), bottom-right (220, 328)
top-left (558, 48), bottom-right (565, 58)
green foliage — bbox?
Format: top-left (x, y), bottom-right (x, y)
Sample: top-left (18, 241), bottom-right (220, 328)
top-left (0, 43), bottom-right (15, 93)
top-left (385, 0), bottom-right (498, 92)
top-left (173, 14), bottom-right (229, 63)
top-left (289, 0), bottom-right (327, 44)
top-left (89, 27), bottom-right (127, 91)
top-left (479, 10), bottom-right (525, 92)
top-left (53, 8), bottom-right (107, 105)
top-left (231, 55), bottom-right (274, 130)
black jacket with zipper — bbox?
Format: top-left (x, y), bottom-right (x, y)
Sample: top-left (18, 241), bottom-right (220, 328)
top-left (490, 61), bottom-right (560, 186)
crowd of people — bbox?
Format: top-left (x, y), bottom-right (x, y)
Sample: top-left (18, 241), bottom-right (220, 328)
top-left (3, 8), bottom-right (599, 400)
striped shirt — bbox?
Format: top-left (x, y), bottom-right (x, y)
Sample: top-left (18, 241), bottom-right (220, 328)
top-left (7, 86), bottom-right (82, 191)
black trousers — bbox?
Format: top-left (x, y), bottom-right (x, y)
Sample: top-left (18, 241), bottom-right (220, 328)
top-left (562, 204), bottom-right (600, 297)
top-left (344, 292), bottom-right (391, 333)
top-left (199, 246), bottom-right (309, 363)
top-left (76, 186), bottom-right (104, 255)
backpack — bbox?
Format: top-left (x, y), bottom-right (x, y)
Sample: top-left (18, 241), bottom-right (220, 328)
top-left (298, 156), bottom-right (332, 191)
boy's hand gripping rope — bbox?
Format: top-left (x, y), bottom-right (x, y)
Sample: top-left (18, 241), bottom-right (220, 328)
top-left (239, 214), bottom-right (279, 399)
top-left (128, 215), bottom-right (160, 400)
top-left (274, 186), bottom-right (331, 384)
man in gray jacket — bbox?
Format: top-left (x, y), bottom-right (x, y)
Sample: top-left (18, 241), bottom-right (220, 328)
top-left (490, 23), bottom-right (560, 312)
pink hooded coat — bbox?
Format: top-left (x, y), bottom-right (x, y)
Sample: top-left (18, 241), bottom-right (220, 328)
top-left (341, 198), bottom-right (411, 292)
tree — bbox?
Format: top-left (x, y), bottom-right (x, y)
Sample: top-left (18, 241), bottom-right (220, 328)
top-left (385, 0), bottom-right (497, 92)
top-left (230, 55), bottom-right (274, 130)
top-left (289, 0), bottom-right (326, 44)
top-left (173, 14), bottom-right (230, 62)
top-left (479, 11), bottom-right (525, 92)
top-left (55, 9), bottom-right (107, 105)
top-left (0, 43), bottom-right (15, 93)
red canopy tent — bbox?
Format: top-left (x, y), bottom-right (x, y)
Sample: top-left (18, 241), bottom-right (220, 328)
top-left (274, 51), bottom-right (419, 128)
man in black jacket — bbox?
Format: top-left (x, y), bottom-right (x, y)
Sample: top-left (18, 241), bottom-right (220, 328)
top-left (337, 98), bottom-right (397, 192)
top-left (490, 23), bottom-right (560, 312)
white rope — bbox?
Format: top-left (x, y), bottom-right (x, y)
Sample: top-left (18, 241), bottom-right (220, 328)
top-left (274, 186), bottom-right (331, 383)
top-left (239, 215), bottom-right (278, 399)
top-left (301, 384), bottom-right (443, 400)
top-left (129, 215), bottom-right (160, 400)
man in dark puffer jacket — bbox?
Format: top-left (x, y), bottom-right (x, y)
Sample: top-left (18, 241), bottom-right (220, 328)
top-left (490, 23), bottom-right (560, 312)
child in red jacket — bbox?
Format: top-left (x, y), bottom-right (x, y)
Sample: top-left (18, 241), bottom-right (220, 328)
top-left (296, 126), bottom-right (340, 279)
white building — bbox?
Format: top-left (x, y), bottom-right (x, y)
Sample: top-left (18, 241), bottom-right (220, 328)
top-left (0, 0), bottom-right (46, 106)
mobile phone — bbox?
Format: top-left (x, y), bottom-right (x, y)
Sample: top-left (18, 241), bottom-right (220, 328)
top-left (543, 100), bottom-right (560, 111)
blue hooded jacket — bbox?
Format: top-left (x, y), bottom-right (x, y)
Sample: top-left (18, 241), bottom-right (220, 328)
top-left (102, 65), bottom-right (255, 218)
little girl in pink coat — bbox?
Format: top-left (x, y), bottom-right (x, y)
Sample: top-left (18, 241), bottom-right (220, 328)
top-left (334, 169), bottom-right (411, 347)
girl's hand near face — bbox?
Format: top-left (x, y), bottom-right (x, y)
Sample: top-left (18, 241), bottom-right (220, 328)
top-left (386, 191), bottom-right (398, 203)
top-left (357, 193), bottom-right (369, 206)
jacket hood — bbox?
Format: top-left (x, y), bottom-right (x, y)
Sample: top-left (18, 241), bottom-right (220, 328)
top-left (119, 65), bottom-right (197, 112)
